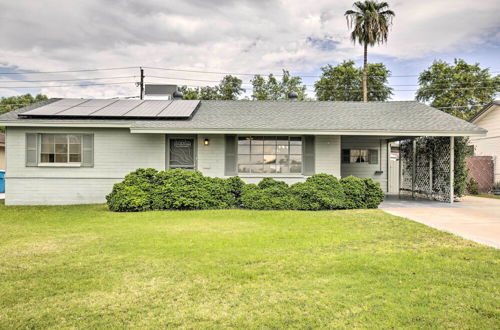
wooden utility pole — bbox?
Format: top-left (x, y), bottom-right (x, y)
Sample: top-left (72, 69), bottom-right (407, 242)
top-left (139, 67), bottom-right (144, 100)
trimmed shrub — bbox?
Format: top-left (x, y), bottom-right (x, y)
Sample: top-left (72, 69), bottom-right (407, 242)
top-left (240, 179), bottom-right (296, 210)
top-left (106, 183), bottom-right (151, 212)
top-left (291, 174), bottom-right (345, 210)
top-left (340, 176), bottom-right (367, 209)
top-left (107, 168), bottom-right (236, 211)
top-left (340, 176), bottom-right (384, 209)
top-left (363, 178), bottom-right (385, 208)
top-left (107, 169), bottom-right (385, 212)
top-left (225, 176), bottom-right (246, 206)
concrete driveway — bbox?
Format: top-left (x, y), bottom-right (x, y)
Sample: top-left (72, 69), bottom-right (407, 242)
top-left (380, 195), bottom-right (500, 249)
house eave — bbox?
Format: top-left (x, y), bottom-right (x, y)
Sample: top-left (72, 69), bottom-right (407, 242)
top-left (129, 127), bottom-right (487, 137)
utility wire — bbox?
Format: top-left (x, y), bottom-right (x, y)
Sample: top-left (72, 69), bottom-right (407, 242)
top-left (144, 66), bottom-right (500, 78)
top-left (0, 82), bottom-right (136, 88)
top-left (0, 76), bottom-right (137, 83)
top-left (0, 67), bottom-right (138, 75)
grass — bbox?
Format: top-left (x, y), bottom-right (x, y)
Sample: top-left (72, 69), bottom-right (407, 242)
top-left (470, 193), bottom-right (500, 200)
top-left (0, 203), bottom-right (498, 329)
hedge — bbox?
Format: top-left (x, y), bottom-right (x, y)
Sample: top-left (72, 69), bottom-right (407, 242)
top-left (106, 169), bottom-right (385, 212)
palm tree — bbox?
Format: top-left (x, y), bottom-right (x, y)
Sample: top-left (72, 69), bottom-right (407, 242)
top-left (345, 1), bottom-right (395, 102)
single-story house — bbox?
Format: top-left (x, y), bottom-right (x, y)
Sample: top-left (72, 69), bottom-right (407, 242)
top-left (0, 132), bottom-right (5, 170)
top-left (469, 100), bottom-right (500, 184)
top-left (0, 98), bottom-right (486, 205)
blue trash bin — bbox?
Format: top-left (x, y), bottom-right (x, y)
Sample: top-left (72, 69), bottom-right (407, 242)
top-left (0, 170), bottom-right (5, 193)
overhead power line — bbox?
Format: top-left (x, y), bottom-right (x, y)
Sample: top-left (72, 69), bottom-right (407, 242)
top-left (143, 66), bottom-right (500, 78)
top-left (0, 81), bottom-right (136, 88)
top-left (0, 76), bottom-right (137, 83)
top-left (0, 66), bottom-right (138, 75)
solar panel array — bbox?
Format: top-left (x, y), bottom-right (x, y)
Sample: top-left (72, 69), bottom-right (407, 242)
top-left (19, 99), bottom-right (200, 119)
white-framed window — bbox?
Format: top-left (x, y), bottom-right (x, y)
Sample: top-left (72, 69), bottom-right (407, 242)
top-left (342, 149), bottom-right (378, 164)
top-left (237, 136), bottom-right (302, 174)
top-left (40, 134), bottom-right (82, 164)
top-left (26, 133), bottom-right (93, 167)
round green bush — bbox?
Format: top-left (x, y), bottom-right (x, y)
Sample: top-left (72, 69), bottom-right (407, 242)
top-left (152, 169), bottom-right (234, 210)
top-left (291, 174), bottom-right (345, 210)
top-left (363, 178), bottom-right (384, 208)
top-left (340, 176), bottom-right (367, 209)
top-left (106, 183), bottom-right (151, 212)
top-left (240, 179), bottom-right (296, 210)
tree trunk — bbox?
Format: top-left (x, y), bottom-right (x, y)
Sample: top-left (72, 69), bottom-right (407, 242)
top-left (363, 42), bottom-right (368, 102)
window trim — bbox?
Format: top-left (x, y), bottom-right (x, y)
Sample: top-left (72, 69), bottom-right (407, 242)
top-left (38, 133), bottom-right (83, 167)
top-left (165, 135), bottom-right (198, 170)
top-left (236, 135), bottom-right (304, 175)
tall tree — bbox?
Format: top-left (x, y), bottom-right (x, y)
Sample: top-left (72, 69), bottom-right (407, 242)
top-left (416, 59), bottom-right (500, 120)
top-left (218, 75), bottom-right (245, 100)
top-left (314, 60), bottom-right (392, 101)
top-left (178, 75), bottom-right (244, 100)
top-left (0, 94), bottom-right (48, 132)
top-left (251, 70), bottom-right (307, 100)
top-left (345, 1), bottom-right (395, 102)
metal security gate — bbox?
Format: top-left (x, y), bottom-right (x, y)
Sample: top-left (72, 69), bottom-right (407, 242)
top-left (399, 137), bottom-right (454, 203)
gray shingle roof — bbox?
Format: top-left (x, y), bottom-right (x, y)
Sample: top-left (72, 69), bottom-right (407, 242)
top-left (469, 100), bottom-right (500, 123)
top-left (0, 99), bottom-right (486, 135)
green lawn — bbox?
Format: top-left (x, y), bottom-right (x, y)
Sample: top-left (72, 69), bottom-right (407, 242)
top-left (0, 203), bottom-right (498, 329)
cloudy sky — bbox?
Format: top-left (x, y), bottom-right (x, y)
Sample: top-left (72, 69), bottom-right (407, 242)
top-left (0, 0), bottom-right (499, 100)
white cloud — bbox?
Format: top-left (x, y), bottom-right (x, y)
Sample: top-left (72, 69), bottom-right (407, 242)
top-left (0, 0), bottom-right (498, 98)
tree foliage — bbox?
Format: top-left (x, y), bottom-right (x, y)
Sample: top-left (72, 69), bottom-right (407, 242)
top-left (251, 70), bottom-right (307, 100)
top-left (345, 1), bottom-right (395, 101)
top-left (314, 60), bottom-right (392, 101)
top-left (0, 93), bottom-right (48, 115)
top-left (416, 59), bottom-right (500, 120)
top-left (179, 75), bottom-right (245, 100)
top-left (0, 94), bottom-right (48, 132)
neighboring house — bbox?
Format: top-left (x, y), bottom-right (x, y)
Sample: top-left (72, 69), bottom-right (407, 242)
top-left (0, 98), bottom-right (486, 205)
top-left (0, 132), bottom-right (5, 170)
top-left (469, 100), bottom-right (500, 184)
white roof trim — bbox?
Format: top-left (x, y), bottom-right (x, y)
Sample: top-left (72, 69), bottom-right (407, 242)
top-left (129, 127), bottom-right (487, 137)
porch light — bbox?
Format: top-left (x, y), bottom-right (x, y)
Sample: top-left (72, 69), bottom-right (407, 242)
top-left (204, 138), bottom-right (210, 146)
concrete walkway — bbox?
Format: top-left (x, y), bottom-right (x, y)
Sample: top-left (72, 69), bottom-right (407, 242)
top-left (380, 195), bottom-right (500, 249)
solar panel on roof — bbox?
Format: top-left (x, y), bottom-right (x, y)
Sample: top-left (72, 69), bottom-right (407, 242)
top-left (20, 99), bottom-right (88, 115)
top-left (18, 99), bottom-right (200, 119)
top-left (90, 100), bottom-right (144, 117)
top-left (123, 100), bottom-right (173, 117)
top-left (57, 99), bottom-right (117, 116)
top-left (157, 100), bottom-right (200, 117)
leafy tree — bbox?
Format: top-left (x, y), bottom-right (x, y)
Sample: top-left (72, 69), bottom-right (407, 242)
top-left (345, 1), bottom-right (395, 102)
top-left (0, 94), bottom-right (48, 132)
top-left (218, 75), bottom-right (245, 100)
top-left (251, 70), bottom-right (307, 100)
top-left (178, 75), bottom-right (244, 100)
top-left (314, 60), bottom-right (392, 101)
top-left (416, 59), bottom-right (500, 120)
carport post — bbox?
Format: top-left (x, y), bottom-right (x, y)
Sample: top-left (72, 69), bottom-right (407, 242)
top-left (412, 139), bottom-right (416, 199)
top-left (450, 136), bottom-right (454, 203)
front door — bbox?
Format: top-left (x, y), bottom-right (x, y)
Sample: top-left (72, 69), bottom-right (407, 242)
top-left (168, 138), bottom-right (196, 170)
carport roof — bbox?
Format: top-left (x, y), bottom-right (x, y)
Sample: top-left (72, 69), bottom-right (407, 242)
top-left (0, 98), bottom-right (487, 136)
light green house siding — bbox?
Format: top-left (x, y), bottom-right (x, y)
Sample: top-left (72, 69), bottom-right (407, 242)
top-left (340, 136), bottom-right (388, 191)
top-left (5, 127), bottom-right (166, 205)
top-left (5, 128), bottom-right (387, 205)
